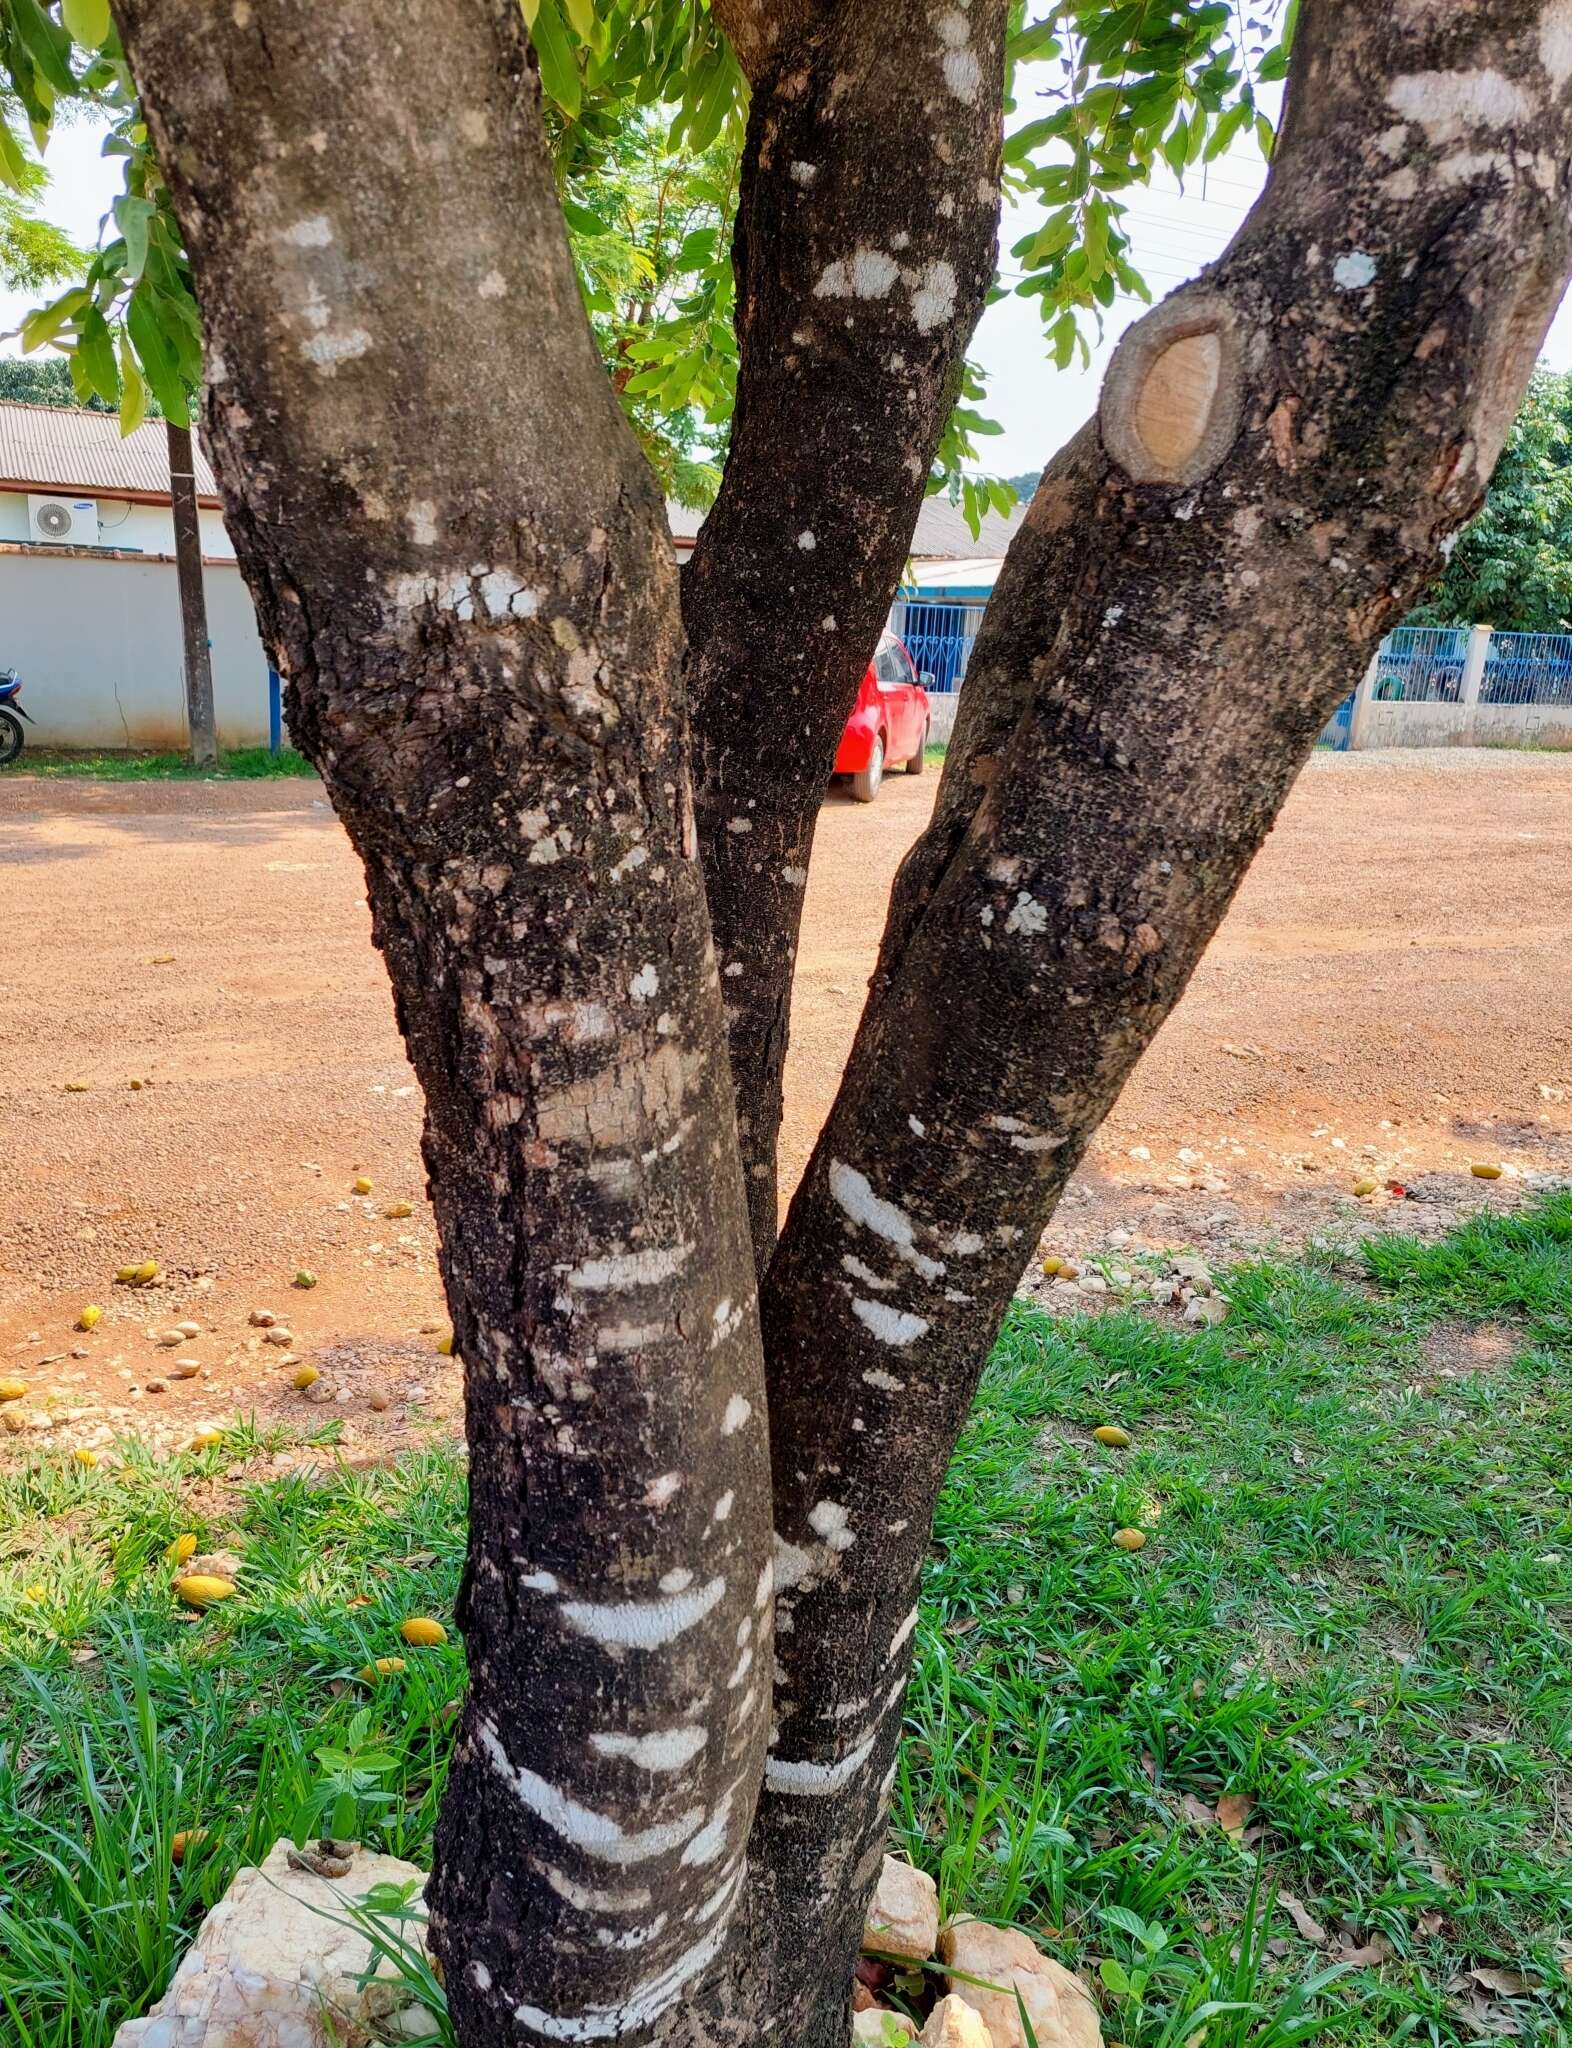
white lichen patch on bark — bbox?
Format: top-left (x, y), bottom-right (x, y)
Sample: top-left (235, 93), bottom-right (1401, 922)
top-left (559, 1576), bottom-right (727, 1650)
top-left (477, 1719), bottom-right (705, 1865)
top-left (843, 1254), bottom-right (895, 1291)
top-left (828, 1159), bottom-right (945, 1278)
top-left (851, 1297), bottom-right (931, 1345)
top-left (511, 1915), bottom-right (738, 2042)
top-left (909, 260), bottom-right (959, 334)
top-left (564, 1244), bottom-right (692, 1291)
top-left (763, 1727), bottom-right (879, 1796)
top-left (1386, 67), bottom-right (1530, 142)
top-left (588, 1726), bottom-right (709, 1773)
top-left (721, 1393), bottom-right (753, 1433)
top-left (815, 248), bottom-right (901, 300)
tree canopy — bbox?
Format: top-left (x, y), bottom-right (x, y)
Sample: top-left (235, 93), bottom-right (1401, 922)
top-left (0, 0), bottom-right (1292, 528)
top-left (1408, 366), bottom-right (1572, 634)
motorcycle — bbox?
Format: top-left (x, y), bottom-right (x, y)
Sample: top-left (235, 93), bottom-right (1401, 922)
top-left (0, 668), bottom-right (30, 766)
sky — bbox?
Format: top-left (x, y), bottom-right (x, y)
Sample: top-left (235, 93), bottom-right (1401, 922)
top-left (7, 108), bottom-right (1572, 482)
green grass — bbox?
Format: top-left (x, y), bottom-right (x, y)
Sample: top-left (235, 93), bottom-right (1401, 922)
top-left (4, 1199), bottom-right (1571, 2047)
top-left (12, 745), bottom-right (316, 779)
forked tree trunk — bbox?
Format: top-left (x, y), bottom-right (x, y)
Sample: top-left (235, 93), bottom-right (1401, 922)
top-left (751, 1), bottom-right (1572, 1985)
top-left (686, 0), bottom-right (1005, 1267)
top-left (111, 0), bottom-right (1572, 2044)
top-left (113, 3), bottom-right (772, 2041)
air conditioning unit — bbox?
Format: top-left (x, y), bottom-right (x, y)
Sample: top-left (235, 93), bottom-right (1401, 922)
top-left (29, 493), bottom-right (99, 546)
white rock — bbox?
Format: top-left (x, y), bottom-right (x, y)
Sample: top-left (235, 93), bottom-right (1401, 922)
top-left (1184, 1294), bottom-right (1229, 1327)
top-left (110, 1838), bottom-right (433, 2048)
top-left (1076, 1275), bottom-right (1108, 1295)
top-left (854, 2011), bottom-right (917, 2046)
top-left (921, 1994), bottom-right (993, 2048)
top-left (864, 1854), bottom-right (939, 1960)
top-left (939, 1917), bottom-right (1102, 2048)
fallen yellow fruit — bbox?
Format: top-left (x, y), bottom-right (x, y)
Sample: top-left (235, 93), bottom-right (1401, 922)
top-left (1112, 1527), bottom-right (1147, 1552)
top-left (117, 1259), bottom-right (159, 1286)
top-left (359, 1656), bottom-right (407, 1681)
top-left (1471, 1162), bottom-right (1503, 1180)
top-left (353, 1176), bottom-right (373, 1195)
top-left (0, 1379), bottom-right (27, 1403)
top-left (175, 1574), bottom-right (235, 1607)
top-left (1042, 1255), bottom-right (1064, 1277)
top-left (399, 1616), bottom-right (448, 1647)
top-left (189, 1429), bottom-right (224, 1451)
top-left (291, 1364), bottom-right (320, 1390)
top-left (385, 1201), bottom-right (413, 1220)
top-left (1093, 1425), bottom-right (1132, 1449)
top-left (436, 1332), bottom-right (454, 1356)
top-left (1352, 1178), bottom-right (1378, 1198)
top-left (77, 1305), bottom-right (102, 1332)
top-left (293, 1269), bottom-right (318, 1290)
top-left (171, 1827), bottom-right (208, 1863)
top-left (73, 1448), bottom-right (99, 1468)
top-left (150, 954), bottom-right (176, 966)
top-left (165, 1533), bottom-right (198, 1566)
top-left (63, 1080), bottom-right (90, 1092)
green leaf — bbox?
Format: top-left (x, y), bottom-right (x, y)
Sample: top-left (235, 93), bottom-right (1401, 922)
top-left (126, 285), bottom-right (190, 425)
top-left (528, 0), bottom-right (581, 115)
top-left (114, 193), bottom-right (155, 281)
top-left (118, 332), bottom-right (147, 435)
top-left (20, 285), bottom-right (88, 352)
top-left (74, 307), bottom-right (119, 404)
top-left (0, 118), bottom-right (30, 193)
top-left (61, 0), bottom-right (112, 49)
top-left (561, 0), bottom-right (594, 39)
top-left (11, 0), bottom-right (78, 96)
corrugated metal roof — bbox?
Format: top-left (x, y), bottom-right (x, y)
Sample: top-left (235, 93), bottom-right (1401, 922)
top-left (666, 491), bottom-right (1027, 561)
top-left (0, 400), bottom-right (219, 499)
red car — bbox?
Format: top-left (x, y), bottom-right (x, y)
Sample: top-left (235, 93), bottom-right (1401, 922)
top-left (833, 630), bottom-right (932, 801)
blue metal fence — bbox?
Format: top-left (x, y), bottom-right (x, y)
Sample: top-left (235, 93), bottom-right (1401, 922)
top-left (891, 597), bottom-right (988, 692)
top-left (1318, 623), bottom-right (1572, 746)
top-left (1480, 630), bottom-right (1572, 705)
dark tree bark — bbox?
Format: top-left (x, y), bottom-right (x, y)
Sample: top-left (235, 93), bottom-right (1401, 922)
top-left (686, 0), bottom-right (1006, 1267)
top-left (751, 0), bottom-right (1572, 1973)
top-left (166, 418), bottom-right (217, 768)
top-left (110, 1), bottom-right (1572, 2046)
top-left (113, 3), bottom-right (771, 2043)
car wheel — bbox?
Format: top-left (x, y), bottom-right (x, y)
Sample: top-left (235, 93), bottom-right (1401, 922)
top-left (0, 708), bottom-right (22, 768)
top-left (851, 733), bottom-right (885, 803)
top-left (906, 720), bottom-right (929, 773)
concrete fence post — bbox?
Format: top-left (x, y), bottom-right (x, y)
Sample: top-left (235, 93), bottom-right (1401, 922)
top-left (1459, 622), bottom-right (1492, 742)
top-left (1346, 649), bottom-right (1381, 750)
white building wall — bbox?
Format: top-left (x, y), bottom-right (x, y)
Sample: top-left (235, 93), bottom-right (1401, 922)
top-left (1, 547), bottom-right (272, 750)
top-left (0, 486), bottom-right (235, 557)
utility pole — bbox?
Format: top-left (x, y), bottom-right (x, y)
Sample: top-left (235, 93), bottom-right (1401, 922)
top-left (166, 417), bottom-right (217, 769)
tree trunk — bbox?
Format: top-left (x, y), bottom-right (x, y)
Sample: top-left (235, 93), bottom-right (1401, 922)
top-left (112, 0), bottom-right (1572, 2044)
top-left (113, 3), bottom-right (771, 2042)
top-left (166, 418), bottom-right (217, 768)
top-left (686, 0), bottom-right (1005, 1268)
top-left (750, 0), bottom-right (1572, 1991)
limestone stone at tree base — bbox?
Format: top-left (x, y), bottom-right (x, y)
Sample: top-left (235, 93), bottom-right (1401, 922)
top-left (921, 1993), bottom-right (994, 2048)
top-left (854, 2008), bottom-right (918, 2044)
top-left (864, 1854), bottom-right (941, 1960)
top-left (939, 1917), bottom-right (1103, 2048)
top-left (109, 1838), bottom-right (433, 2048)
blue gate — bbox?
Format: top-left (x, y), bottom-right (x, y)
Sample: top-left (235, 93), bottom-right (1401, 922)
top-left (890, 597), bottom-right (988, 692)
top-left (1318, 691), bottom-right (1355, 749)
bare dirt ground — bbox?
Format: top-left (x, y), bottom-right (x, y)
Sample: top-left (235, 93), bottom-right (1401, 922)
top-left (0, 747), bottom-right (1568, 1460)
